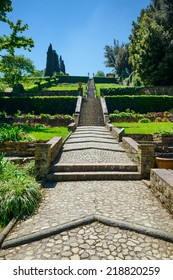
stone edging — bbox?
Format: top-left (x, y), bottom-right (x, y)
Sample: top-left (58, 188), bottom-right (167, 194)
top-left (2, 215), bottom-right (173, 250)
top-left (0, 219), bottom-right (18, 248)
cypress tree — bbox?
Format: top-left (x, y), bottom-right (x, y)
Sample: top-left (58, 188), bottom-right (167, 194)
top-left (45, 44), bottom-right (54, 77)
top-left (59, 55), bottom-right (66, 74)
top-left (53, 50), bottom-right (60, 74)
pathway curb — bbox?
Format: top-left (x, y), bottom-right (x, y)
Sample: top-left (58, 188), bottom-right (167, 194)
top-left (0, 219), bottom-right (17, 248)
top-left (2, 215), bottom-right (173, 250)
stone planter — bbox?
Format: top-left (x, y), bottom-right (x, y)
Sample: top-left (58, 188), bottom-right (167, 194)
top-left (155, 154), bottom-right (173, 169)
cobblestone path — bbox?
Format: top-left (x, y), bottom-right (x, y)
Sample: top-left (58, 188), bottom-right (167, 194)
top-left (1, 126), bottom-right (173, 260)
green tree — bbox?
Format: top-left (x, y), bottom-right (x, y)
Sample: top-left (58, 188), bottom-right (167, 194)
top-left (59, 55), bottom-right (66, 74)
top-left (0, 0), bottom-right (12, 21)
top-left (0, 20), bottom-right (34, 56)
top-left (129, 2), bottom-right (173, 85)
top-left (95, 70), bottom-right (105, 77)
top-left (104, 39), bottom-right (132, 80)
top-left (0, 1), bottom-right (34, 87)
top-left (0, 54), bottom-right (35, 86)
top-left (104, 39), bottom-right (120, 70)
top-left (45, 44), bottom-right (54, 77)
top-left (53, 50), bottom-right (60, 74)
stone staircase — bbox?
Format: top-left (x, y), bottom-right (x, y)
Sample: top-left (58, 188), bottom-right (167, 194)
top-left (78, 98), bottom-right (105, 126)
top-left (47, 126), bottom-right (141, 182)
top-left (78, 79), bottom-right (104, 126)
top-left (47, 164), bottom-right (140, 181)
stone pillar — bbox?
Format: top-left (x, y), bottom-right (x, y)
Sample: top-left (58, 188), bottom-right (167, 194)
top-left (138, 144), bottom-right (155, 179)
top-left (35, 143), bottom-right (51, 180)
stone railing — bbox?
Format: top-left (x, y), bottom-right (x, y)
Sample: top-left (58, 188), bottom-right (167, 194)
top-left (74, 96), bottom-right (82, 126)
top-left (122, 137), bottom-right (155, 178)
top-left (150, 169), bottom-right (173, 215)
top-left (35, 137), bottom-right (62, 180)
top-left (100, 96), bottom-right (109, 124)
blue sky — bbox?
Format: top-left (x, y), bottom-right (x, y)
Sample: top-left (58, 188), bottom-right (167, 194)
top-left (1, 0), bottom-right (151, 76)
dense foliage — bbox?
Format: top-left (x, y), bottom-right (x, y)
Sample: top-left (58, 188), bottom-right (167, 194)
top-left (104, 39), bottom-right (132, 80)
top-left (0, 1), bottom-right (34, 86)
top-left (0, 123), bottom-right (33, 142)
top-left (129, 0), bottom-right (173, 85)
top-left (0, 157), bottom-right (42, 226)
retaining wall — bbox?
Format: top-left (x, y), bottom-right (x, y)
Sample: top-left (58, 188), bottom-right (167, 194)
top-left (150, 169), bottom-right (173, 215)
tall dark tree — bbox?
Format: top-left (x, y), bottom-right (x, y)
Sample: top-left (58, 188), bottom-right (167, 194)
top-left (59, 55), bottom-right (66, 74)
top-left (45, 44), bottom-right (54, 76)
top-left (53, 50), bottom-right (60, 73)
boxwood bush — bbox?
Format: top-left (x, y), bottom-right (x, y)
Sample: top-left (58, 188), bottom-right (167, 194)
top-left (105, 96), bottom-right (173, 113)
top-left (0, 96), bottom-right (77, 115)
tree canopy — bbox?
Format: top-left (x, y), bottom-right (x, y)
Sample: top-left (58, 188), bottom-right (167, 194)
top-left (129, 0), bottom-right (173, 85)
top-left (104, 39), bottom-right (132, 81)
top-left (0, 0), bottom-right (34, 86)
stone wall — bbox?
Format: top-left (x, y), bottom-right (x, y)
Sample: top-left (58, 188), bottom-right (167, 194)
top-left (150, 169), bottom-right (173, 215)
top-left (122, 137), bottom-right (155, 178)
top-left (0, 141), bottom-right (44, 156)
top-left (35, 137), bottom-right (62, 180)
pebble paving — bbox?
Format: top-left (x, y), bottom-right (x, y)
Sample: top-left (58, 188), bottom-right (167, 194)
top-left (1, 222), bottom-right (173, 260)
top-left (1, 126), bottom-right (173, 260)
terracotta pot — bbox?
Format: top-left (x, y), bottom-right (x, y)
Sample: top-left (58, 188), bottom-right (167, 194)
top-left (155, 156), bottom-right (173, 169)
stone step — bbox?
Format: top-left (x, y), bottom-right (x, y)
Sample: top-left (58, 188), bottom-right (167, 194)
top-left (51, 163), bottom-right (138, 173)
top-left (47, 171), bottom-right (141, 181)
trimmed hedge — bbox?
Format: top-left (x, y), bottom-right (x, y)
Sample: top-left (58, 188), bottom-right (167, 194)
top-left (94, 77), bottom-right (117, 84)
top-left (56, 75), bottom-right (89, 84)
top-left (105, 96), bottom-right (173, 113)
top-left (101, 87), bottom-right (141, 96)
top-left (0, 96), bottom-right (77, 115)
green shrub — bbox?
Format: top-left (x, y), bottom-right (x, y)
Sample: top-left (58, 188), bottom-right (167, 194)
top-left (138, 118), bottom-right (151, 123)
top-left (105, 96), bottom-right (173, 113)
top-left (0, 96), bottom-right (77, 115)
top-left (13, 83), bottom-right (25, 94)
top-left (0, 157), bottom-right (42, 226)
top-left (0, 123), bottom-right (32, 142)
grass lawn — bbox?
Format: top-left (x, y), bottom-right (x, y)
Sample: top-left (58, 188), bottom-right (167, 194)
top-left (95, 84), bottom-right (125, 97)
top-left (113, 122), bottom-right (173, 134)
top-left (25, 126), bottom-right (69, 141)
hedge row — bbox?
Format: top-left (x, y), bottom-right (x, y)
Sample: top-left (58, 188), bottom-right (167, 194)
top-left (0, 90), bottom-right (79, 97)
top-left (0, 96), bottom-right (77, 115)
top-left (55, 75), bottom-right (88, 84)
top-left (94, 77), bottom-right (117, 84)
top-left (105, 96), bottom-right (173, 113)
top-left (101, 87), bottom-right (141, 96)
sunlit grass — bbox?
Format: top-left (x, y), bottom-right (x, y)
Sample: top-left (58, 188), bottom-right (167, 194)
top-left (25, 126), bottom-right (69, 140)
top-left (112, 122), bottom-right (173, 134)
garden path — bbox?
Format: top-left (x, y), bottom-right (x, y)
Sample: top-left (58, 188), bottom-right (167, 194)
top-left (0, 81), bottom-right (173, 260)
